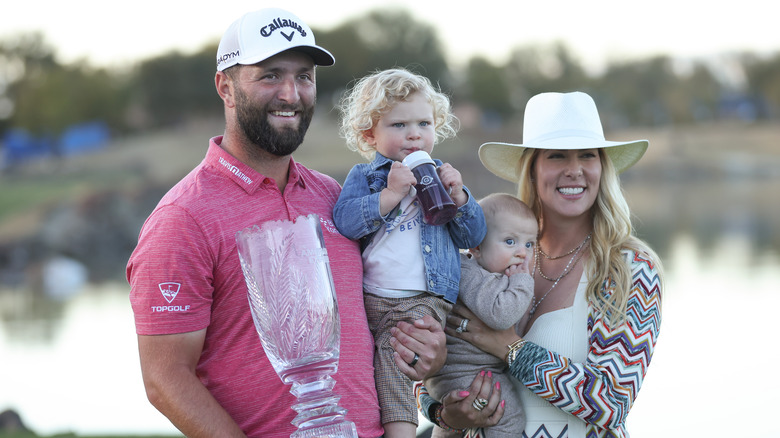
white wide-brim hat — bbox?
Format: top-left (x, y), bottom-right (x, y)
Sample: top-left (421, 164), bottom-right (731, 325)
top-left (479, 91), bottom-right (648, 182)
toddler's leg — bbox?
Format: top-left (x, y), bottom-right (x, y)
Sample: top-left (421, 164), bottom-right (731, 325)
top-left (366, 294), bottom-right (453, 437)
top-left (384, 421), bottom-right (417, 438)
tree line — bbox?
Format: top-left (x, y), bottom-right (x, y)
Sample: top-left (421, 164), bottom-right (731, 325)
top-left (1, 8), bottom-right (778, 140)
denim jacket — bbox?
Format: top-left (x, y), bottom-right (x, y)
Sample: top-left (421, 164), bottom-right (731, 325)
top-left (333, 153), bottom-right (487, 303)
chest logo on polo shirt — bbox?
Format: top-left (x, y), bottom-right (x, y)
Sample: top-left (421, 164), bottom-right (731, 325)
top-left (319, 217), bottom-right (339, 234)
top-left (158, 282), bottom-right (181, 303)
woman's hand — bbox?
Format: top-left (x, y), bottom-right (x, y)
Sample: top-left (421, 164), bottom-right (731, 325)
top-left (439, 370), bottom-right (505, 429)
top-left (446, 304), bottom-right (520, 359)
top-left (390, 315), bottom-right (447, 380)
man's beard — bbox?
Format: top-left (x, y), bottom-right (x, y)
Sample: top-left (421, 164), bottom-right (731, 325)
top-left (234, 85), bottom-right (314, 157)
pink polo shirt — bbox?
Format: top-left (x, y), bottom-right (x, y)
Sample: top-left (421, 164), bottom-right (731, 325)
top-left (127, 136), bottom-right (382, 437)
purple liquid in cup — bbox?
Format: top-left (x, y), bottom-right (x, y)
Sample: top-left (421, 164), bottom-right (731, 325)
top-left (402, 151), bottom-right (457, 226)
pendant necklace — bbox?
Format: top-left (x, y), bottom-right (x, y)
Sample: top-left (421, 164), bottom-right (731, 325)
top-left (529, 233), bottom-right (591, 317)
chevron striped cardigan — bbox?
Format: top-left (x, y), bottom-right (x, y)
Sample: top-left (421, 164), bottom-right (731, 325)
top-left (417, 250), bottom-right (662, 437)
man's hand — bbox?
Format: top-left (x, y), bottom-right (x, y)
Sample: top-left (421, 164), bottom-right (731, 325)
top-left (389, 315), bottom-right (447, 380)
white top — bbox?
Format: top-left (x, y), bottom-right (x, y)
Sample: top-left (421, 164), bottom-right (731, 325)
top-left (517, 270), bottom-right (589, 437)
top-left (362, 196), bottom-right (427, 298)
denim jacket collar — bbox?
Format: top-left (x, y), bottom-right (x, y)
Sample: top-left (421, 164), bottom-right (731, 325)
top-left (369, 152), bottom-right (394, 171)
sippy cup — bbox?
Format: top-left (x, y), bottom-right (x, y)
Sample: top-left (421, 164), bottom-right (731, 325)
top-left (402, 151), bottom-right (457, 226)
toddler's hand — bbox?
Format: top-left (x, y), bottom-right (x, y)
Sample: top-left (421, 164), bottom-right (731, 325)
top-left (437, 163), bottom-right (467, 207)
top-left (379, 162), bottom-right (416, 216)
top-left (387, 161), bottom-right (416, 195)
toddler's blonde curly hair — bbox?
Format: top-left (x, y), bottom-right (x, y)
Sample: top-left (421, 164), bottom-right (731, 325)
top-left (338, 68), bottom-right (458, 160)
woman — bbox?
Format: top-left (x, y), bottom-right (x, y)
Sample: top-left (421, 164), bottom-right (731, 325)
top-left (415, 91), bottom-right (663, 437)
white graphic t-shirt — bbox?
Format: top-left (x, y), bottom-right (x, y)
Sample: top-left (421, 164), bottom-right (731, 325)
top-left (362, 194), bottom-right (427, 297)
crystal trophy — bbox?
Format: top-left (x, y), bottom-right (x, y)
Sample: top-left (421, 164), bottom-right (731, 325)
top-left (236, 214), bottom-right (358, 438)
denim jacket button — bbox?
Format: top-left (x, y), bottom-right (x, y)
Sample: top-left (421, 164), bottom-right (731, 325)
top-left (455, 212), bottom-right (463, 218)
top-left (373, 220), bottom-right (381, 227)
top-left (424, 245), bottom-right (432, 253)
top-left (429, 280), bottom-right (435, 288)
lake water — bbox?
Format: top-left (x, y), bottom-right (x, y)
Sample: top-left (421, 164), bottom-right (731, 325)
top-left (2, 177), bottom-right (779, 437)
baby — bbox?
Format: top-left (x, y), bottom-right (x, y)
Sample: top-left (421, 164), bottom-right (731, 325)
top-left (425, 193), bottom-right (538, 438)
top-left (333, 68), bottom-right (486, 438)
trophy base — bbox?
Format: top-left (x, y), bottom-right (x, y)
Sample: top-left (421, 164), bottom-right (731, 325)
top-left (291, 420), bottom-right (358, 438)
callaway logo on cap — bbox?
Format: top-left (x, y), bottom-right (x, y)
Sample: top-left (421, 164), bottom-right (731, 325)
top-left (216, 8), bottom-right (335, 71)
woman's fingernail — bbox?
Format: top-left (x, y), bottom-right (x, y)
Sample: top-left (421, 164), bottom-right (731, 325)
top-left (480, 370), bottom-right (485, 376)
top-left (496, 381), bottom-right (501, 390)
top-left (459, 391), bottom-right (470, 397)
top-left (487, 371), bottom-right (492, 378)
top-left (501, 400), bottom-right (506, 408)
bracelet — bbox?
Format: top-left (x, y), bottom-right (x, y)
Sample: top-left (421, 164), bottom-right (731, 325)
top-left (434, 403), bottom-right (466, 433)
top-left (505, 338), bottom-right (527, 364)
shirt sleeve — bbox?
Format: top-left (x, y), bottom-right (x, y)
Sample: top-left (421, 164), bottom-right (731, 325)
top-left (414, 381), bottom-right (438, 422)
top-left (446, 186), bottom-right (486, 249)
top-left (332, 165), bottom-right (384, 241)
top-left (509, 251), bottom-right (662, 432)
top-left (127, 204), bottom-right (215, 335)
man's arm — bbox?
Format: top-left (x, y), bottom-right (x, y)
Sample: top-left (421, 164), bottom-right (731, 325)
top-left (137, 330), bottom-right (246, 438)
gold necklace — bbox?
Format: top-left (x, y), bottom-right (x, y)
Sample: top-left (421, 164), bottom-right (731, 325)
top-left (529, 233), bottom-right (590, 317)
top-left (536, 233), bottom-right (591, 281)
top-left (538, 234), bottom-right (590, 260)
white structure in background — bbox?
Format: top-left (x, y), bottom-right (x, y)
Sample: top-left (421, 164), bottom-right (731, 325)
top-left (42, 256), bottom-right (87, 301)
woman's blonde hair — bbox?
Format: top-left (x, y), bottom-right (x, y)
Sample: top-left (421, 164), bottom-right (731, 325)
top-left (516, 148), bottom-right (663, 326)
top-left (338, 68), bottom-right (458, 160)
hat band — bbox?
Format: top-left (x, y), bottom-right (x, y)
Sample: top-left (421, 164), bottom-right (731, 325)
top-left (527, 128), bottom-right (604, 145)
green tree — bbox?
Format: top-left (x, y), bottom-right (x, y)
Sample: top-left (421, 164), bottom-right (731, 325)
top-left (679, 62), bottom-right (721, 122)
top-left (502, 42), bottom-right (590, 116)
top-left (464, 56), bottom-right (513, 118)
top-left (130, 43), bottom-right (220, 128)
top-left (742, 51), bottom-right (780, 118)
top-left (314, 8), bottom-right (452, 108)
top-left (1, 32), bottom-right (130, 136)
top-left (12, 64), bottom-right (130, 135)
top-left (0, 32), bottom-right (58, 134)
top-left (596, 56), bottom-right (679, 127)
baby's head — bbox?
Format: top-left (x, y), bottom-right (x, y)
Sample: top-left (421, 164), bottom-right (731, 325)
top-left (470, 193), bottom-right (538, 274)
top-left (338, 68), bottom-right (458, 160)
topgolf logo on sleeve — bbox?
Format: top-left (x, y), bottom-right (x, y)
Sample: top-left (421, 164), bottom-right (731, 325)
top-left (153, 282), bottom-right (191, 313)
top-left (158, 282), bottom-right (180, 303)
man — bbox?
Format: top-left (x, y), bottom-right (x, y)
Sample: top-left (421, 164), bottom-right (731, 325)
top-left (126, 8), bottom-right (444, 438)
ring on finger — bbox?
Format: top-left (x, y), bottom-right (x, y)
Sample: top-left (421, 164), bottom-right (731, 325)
top-left (408, 353), bottom-right (419, 367)
top-left (456, 318), bottom-right (470, 334)
top-left (472, 397), bottom-right (488, 411)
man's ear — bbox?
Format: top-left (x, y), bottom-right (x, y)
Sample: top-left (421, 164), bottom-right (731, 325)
top-left (215, 71), bottom-right (236, 108)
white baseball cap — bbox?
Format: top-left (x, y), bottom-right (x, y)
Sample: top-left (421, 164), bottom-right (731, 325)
top-left (216, 8), bottom-right (335, 71)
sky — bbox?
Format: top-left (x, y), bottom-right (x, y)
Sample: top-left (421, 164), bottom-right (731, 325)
top-left (2, 0), bottom-right (778, 74)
